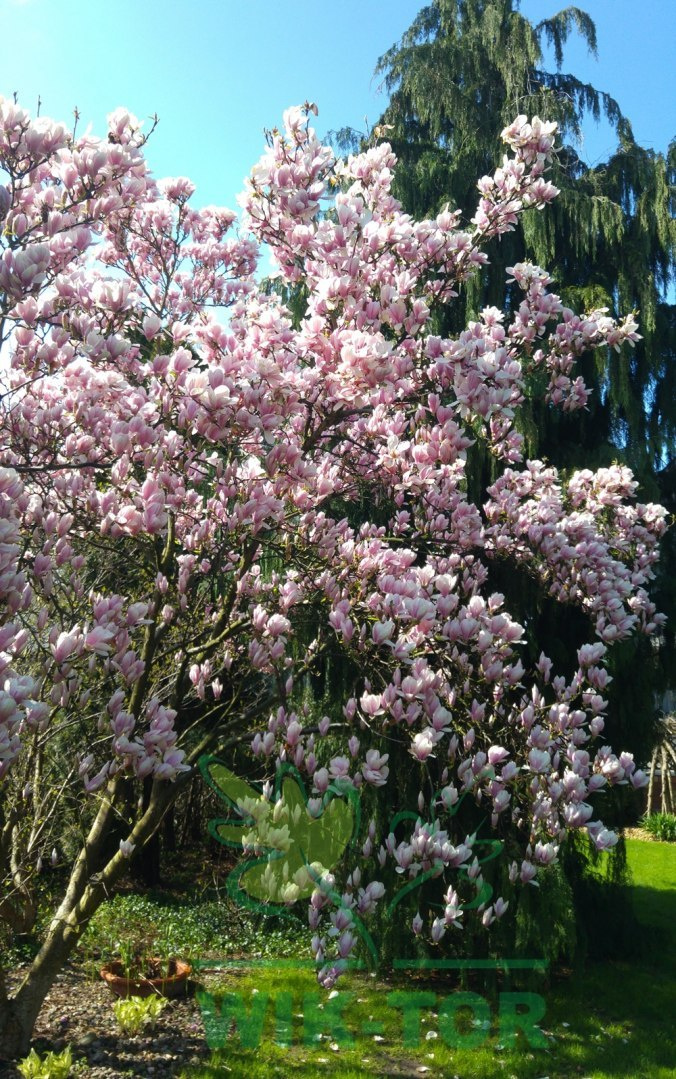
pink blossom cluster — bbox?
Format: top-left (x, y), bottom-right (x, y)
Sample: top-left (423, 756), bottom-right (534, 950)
top-left (0, 468), bottom-right (40, 779)
top-left (0, 99), bottom-right (667, 975)
top-left (485, 462), bottom-right (667, 641)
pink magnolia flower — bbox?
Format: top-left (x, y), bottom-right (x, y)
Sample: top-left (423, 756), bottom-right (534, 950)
top-left (329, 757), bottom-right (350, 779)
top-left (51, 629), bottom-right (83, 665)
top-left (411, 729), bottom-right (437, 761)
top-left (362, 749), bottom-right (389, 787)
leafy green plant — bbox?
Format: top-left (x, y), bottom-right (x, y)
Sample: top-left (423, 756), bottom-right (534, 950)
top-left (117, 936), bottom-right (139, 979)
top-left (113, 994), bottom-right (167, 1035)
top-left (80, 892), bottom-right (312, 977)
top-left (18, 1045), bottom-right (76, 1079)
top-left (641, 813), bottom-right (676, 842)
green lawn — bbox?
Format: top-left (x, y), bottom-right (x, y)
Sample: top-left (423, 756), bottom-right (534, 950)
top-left (180, 839), bottom-right (676, 1079)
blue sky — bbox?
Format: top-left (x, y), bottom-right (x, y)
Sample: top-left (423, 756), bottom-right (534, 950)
top-left (1, 0), bottom-right (674, 213)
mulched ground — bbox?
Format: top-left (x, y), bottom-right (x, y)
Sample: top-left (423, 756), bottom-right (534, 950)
top-left (0, 966), bottom-right (212, 1078)
top-left (623, 826), bottom-right (657, 840)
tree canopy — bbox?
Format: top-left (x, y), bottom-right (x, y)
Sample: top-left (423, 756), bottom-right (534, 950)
top-left (0, 96), bottom-right (667, 1055)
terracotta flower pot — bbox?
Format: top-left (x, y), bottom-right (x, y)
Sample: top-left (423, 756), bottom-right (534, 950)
top-left (100, 958), bottom-right (192, 998)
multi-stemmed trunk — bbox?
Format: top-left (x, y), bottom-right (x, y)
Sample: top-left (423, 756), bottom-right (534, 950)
top-left (0, 776), bottom-right (177, 1060)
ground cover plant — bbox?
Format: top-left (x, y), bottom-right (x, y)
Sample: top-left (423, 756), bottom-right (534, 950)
top-left (77, 890), bottom-right (313, 974)
top-left (0, 91), bottom-right (668, 1059)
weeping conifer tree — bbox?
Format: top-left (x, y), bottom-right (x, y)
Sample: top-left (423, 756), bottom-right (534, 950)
top-left (257, 4), bottom-right (673, 969)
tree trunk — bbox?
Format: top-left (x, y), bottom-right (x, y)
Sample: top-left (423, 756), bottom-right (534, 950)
top-left (132, 828), bottom-right (161, 886)
top-left (647, 748), bottom-right (658, 813)
top-left (0, 999), bottom-right (31, 1062)
top-left (164, 805), bottom-right (176, 853)
top-left (180, 775), bottom-right (206, 845)
top-left (0, 946), bottom-right (68, 1059)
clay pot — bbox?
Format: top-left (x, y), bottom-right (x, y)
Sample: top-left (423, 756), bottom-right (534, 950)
top-left (100, 958), bottom-right (192, 998)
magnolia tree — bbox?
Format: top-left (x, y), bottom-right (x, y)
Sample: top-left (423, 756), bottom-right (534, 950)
top-left (0, 96), bottom-right (667, 1056)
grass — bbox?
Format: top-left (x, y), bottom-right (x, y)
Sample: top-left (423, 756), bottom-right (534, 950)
top-left (625, 836), bottom-right (676, 946)
top-left (177, 838), bottom-right (676, 1079)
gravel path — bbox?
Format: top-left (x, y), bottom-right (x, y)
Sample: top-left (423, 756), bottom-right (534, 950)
top-left (0, 966), bottom-right (211, 1078)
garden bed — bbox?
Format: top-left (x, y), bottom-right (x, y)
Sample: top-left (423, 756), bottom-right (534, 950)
top-left (1, 839), bottom-right (673, 1079)
top-left (0, 966), bottom-right (208, 1078)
